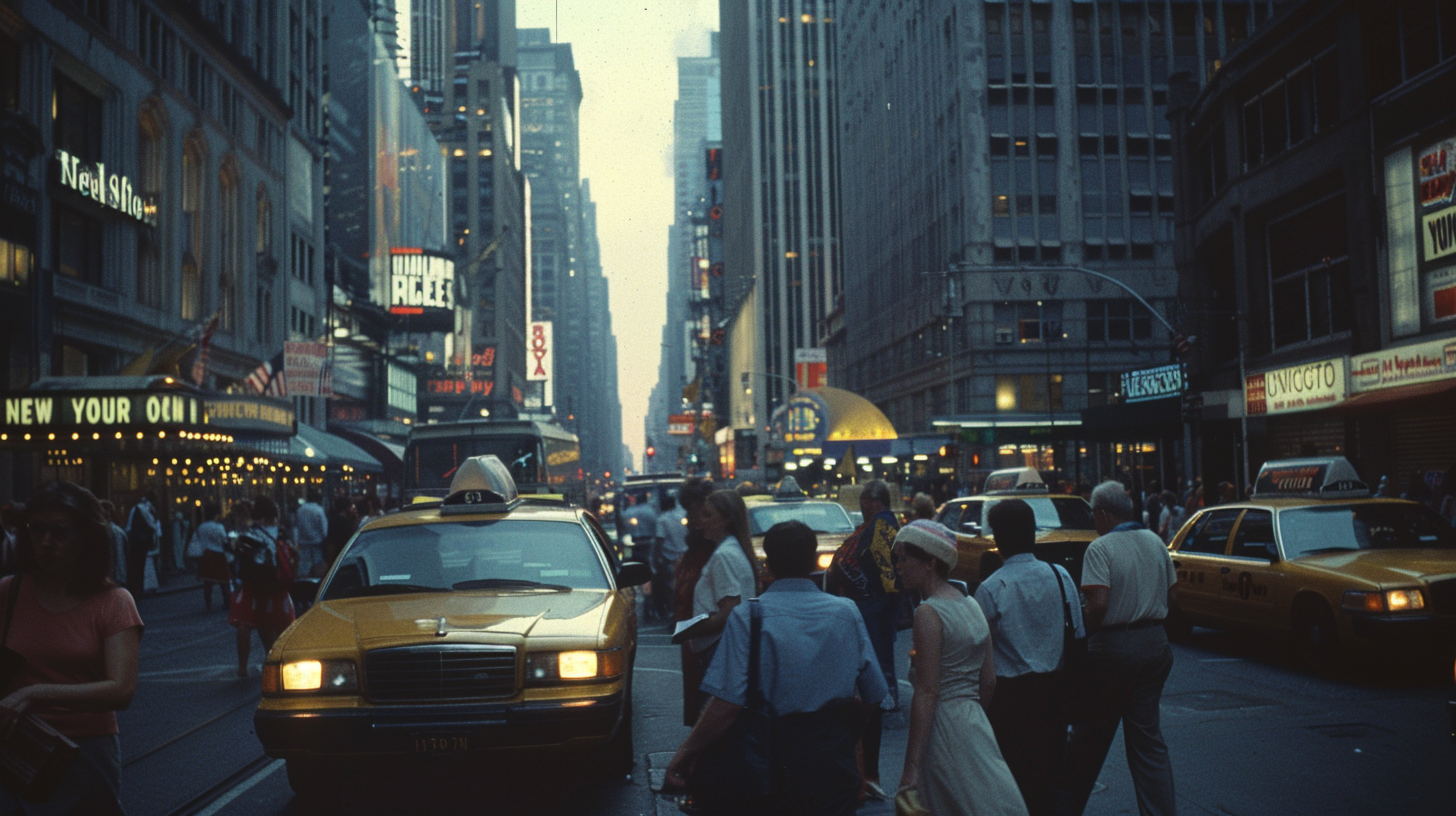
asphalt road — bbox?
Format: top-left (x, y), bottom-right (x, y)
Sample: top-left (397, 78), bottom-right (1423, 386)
top-left (118, 583), bottom-right (1456, 816)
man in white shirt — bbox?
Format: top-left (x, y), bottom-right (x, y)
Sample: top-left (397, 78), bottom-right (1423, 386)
top-left (650, 494), bottom-right (689, 622)
top-left (294, 490), bottom-right (329, 578)
top-left (1063, 481), bottom-right (1178, 816)
top-left (975, 499), bottom-right (1083, 816)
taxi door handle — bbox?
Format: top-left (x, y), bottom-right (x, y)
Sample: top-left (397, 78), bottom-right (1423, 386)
top-left (1220, 567), bottom-right (1232, 574)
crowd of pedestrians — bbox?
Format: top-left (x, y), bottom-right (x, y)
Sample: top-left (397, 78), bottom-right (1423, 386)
top-left (652, 473), bottom-right (1184, 816)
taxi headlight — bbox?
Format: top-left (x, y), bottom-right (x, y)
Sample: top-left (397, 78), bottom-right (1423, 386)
top-left (1341, 589), bottom-right (1426, 613)
top-left (263, 659), bottom-right (359, 694)
top-left (817, 552), bottom-right (834, 570)
top-left (526, 649), bottom-right (626, 684)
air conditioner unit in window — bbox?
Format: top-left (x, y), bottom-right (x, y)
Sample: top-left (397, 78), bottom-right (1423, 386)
top-left (994, 328), bottom-right (1014, 345)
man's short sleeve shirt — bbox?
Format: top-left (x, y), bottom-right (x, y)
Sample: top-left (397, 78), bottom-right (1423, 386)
top-left (1081, 527), bottom-right (1177, 626)
top-left (700, 579), bottom-right (888, 714)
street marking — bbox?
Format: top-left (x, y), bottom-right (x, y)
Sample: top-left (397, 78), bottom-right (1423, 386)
top-left (194, 759), bottom-right (284, 816)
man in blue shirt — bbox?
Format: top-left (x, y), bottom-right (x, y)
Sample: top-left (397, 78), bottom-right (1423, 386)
top-left (975, 498), bottom-right (1084, 816)
top-left (665, 520), bottom-right (889, 816)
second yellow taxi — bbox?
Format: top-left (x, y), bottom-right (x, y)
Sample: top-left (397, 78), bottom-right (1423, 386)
top-left (1167, 457), bottom-right (1456, 660)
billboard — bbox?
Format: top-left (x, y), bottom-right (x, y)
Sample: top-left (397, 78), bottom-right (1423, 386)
top-left (283, 342), bottom-right (331, 397)
top-left (794, 348), bottom-right (827, 389)
top-left (390, 248), bottom-right (455, 331)
top-left (528, 321), bottom-right (553, 406)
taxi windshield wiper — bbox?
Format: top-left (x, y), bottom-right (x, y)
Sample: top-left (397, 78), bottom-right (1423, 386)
top-left (452, 578), bottom-right (573, 592)
top-left (350, 583), bottom-right (445, 597)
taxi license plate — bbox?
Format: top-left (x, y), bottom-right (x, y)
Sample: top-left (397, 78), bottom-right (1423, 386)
top-left (413, 735), bottom-right (469, 754)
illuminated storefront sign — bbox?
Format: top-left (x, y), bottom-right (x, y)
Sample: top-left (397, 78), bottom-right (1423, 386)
top-left (1350, 336), bottom-right (1456, 391)
top-left (55, 149), bottom-right (158, 226)
top-left (389, 248), bottom-right (455, 314)
top-left (2, 391), bottom-right (294, 437)
top-left (1244, 358), bottom-right (1346, 416)
top-left (1120, 364), bottom-right (1186, 404)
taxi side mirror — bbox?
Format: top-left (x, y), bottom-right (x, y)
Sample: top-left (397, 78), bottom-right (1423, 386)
top-left (616, 561), bottom-right (652, 588)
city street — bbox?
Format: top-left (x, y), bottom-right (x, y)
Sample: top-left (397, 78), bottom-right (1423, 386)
top-left (122, 581), bottom-right (1456, 816)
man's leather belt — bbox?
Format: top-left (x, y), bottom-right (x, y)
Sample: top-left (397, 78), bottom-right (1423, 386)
top-left (1104, 618), bottom-right (1165, 632)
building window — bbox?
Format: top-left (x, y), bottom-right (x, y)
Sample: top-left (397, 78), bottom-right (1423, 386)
top-left (1241, 47), bottom-right (1339, 171)
top-left (137, 103), bottom-right (166, 307)
top-left (994, 301), bottom-right (1063, 343)
top-left (53, 74), bottom-right (102, 164)
top-left (54, 205), bottom-right (104, 284)
top-left (0, 238), bottom-right (32, 286)
top-left (219, 159), bottom-right (241, 332)
top-left (256, 185), bottom-right (271, 255)
top-left (1267, 193), bottom-right (1351, 348)
top-left (995, 374), bottom-right (1064, 412)
top-left (183, 133), bottom-right (205, 273)
top-left (181, 256), bottom-right (201, 321)
top-left (1087, 299), bottom-right (1153, 342)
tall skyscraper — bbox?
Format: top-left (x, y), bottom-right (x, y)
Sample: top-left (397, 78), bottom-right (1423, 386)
top-left (834, 0), bottom-right (1283, 480)
top-left (719, 2), bottom-right (842, 454)
top-left (517, 29), bottom-right (585, 423)
top-left (647, 33), bottom-right (721, 472)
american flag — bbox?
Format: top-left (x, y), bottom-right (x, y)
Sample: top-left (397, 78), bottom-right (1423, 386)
top-left (244, 352), bottom-right (287, 397)
top-left (190, 312), bottom-right (221, 386)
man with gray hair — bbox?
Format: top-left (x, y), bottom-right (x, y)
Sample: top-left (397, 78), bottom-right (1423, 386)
top-left (1061, 480), bottom-right (1177, 816)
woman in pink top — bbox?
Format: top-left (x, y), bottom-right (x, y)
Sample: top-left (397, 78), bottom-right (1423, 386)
top-left (0, 481), bottom-right (144, 815)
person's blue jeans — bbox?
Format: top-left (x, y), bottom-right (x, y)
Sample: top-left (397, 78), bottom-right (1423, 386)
top-left (854, 594), bottom-right (900, 706)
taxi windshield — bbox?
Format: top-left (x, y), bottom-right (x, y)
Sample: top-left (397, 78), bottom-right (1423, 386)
top-left (961, 497), bottom-right (1096, 534)
top-left (747, 502), bottom-right (856, 536)
top-left (322, 519), bottom-right (610, 600)
top-left (1277, 504), bottom-right (1456, 558)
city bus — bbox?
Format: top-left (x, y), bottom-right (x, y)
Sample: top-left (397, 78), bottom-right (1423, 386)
top-left (404, 420), bottom-right (585, 505)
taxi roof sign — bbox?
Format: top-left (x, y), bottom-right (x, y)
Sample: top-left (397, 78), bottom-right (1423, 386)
top-left (983, 467), bottom-right (1049, 494)
top-left (442, 454), bottom-right (520, 514)
top-left (1252, 457), bottom-right (1369, 499)
top-left (771, 475), bottom-right (808, 501)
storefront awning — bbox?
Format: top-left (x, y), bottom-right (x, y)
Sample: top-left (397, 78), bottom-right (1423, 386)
top-left (294, 424), bottom-right (385, 473)
top-left (1325, 377), bottom-right (1456, 415)
top-left (770, 387), bottom-right (897, 452)
top-left (329, 426), bottom-right (405, 473)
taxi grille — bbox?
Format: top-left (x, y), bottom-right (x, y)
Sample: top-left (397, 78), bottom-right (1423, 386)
top-left (1427, 579), bottom-right (1456, 616)
top-left (364, 645), bottom-right (518, 702)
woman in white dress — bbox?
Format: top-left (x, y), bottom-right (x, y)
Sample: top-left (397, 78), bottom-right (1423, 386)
top-left (896, 520), bottom-right (1028, 816)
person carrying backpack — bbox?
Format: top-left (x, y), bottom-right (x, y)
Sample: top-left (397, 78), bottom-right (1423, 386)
top-left (124, 493), bottom-right (162, 596)
top-left (227, 496), bottom-right (296, 678)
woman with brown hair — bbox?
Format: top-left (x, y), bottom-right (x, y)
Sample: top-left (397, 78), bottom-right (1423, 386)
top-left (0, 481), bottom-right (144, 815)
top-left (680, 489), bottom-right (759, 717)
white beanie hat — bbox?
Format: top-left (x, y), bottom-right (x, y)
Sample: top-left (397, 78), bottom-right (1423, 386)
top-left (894, 519), bottom-right (958, 570)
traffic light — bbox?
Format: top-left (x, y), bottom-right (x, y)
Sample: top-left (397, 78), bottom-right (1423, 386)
top-left (646, 446), bottom-right (656, 459)
top-left (938, 444), bottom-right (958, 458)
top-left (604, 471), bottom-right (611, 479)
top-left (1174, 333), bottom-right (1195, 357)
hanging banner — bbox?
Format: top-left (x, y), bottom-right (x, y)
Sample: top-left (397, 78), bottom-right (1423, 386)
top-left (284, 342), bottom-right (331, 397)
top-left (528, 321), bottom-right (553, 407)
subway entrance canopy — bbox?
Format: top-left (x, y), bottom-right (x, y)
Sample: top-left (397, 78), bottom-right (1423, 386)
top-left (768, 386), bottom-right (898, 458)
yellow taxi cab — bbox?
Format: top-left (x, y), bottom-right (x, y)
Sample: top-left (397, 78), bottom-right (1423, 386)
top-left (745, 477), bottom-right (858, 577)
top-left (933, 468), bottom-right (1099, 588)
top-left (1166, 457), bottom-right (1456, 661)
top-left (253, 455), bottom-right (651, 797)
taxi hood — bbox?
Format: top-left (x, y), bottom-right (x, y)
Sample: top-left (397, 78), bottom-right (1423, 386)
top-left (290, 590), bottom-right (614, 650)
top-left (1295, 548), bottom-right (1456, 587)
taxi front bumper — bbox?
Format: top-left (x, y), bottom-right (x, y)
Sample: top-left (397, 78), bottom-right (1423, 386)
top-left (1347, 612), bottom-right (1456, 642)
top-left (255, 692), bottom-right (624, 759)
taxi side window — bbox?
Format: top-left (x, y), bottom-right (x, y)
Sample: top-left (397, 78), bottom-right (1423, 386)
top-left (1232, 510), bottom-right (1276, 560)
top-left (937, 504), bottom-right (963, 529)
top-left (1183, 509), bottom-right (1240, 555)
top-left (961, 502), bottom-right (986, 534)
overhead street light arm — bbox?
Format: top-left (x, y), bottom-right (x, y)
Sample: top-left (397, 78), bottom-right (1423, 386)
top-left (740, 370), bottom-right (801, 392)
top-left (957, 264), bottom-right (1182, 338)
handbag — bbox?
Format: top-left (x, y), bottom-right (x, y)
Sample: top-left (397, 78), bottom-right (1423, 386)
top-left (0, 577), bottom-right (80, 803)
top-left (687, 599), bottom-right (774, 812)
top-left (1050, 562), bottom-right (1090, 722)
top-left (895, 787), bottom-right (932, 816)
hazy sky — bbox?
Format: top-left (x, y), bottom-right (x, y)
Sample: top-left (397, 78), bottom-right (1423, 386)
top-left (515, 1), bottom-right (720, 469)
